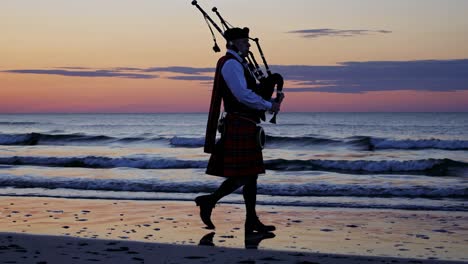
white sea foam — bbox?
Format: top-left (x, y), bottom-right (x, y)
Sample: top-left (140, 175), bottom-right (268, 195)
top-left (1, 131), bottom-right (467, 151)
top-left (265, 158), bottom-right (464, 174)
top-left (0, 155), bottom-right (465, 175)
top-left (0, 174), bottom-right (466, 198)
top-left (0, 156), bottom-right (207, 169)
top-left (371, 138), bottom-right (468, 150)
top-left (1, 187), bottom-right (466, 211)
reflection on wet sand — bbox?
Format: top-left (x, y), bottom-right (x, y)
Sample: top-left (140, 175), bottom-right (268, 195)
top-left (199, 231), bottom-right (276, 249)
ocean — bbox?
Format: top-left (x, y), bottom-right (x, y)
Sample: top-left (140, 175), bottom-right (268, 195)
top-left (0, 113), bottom-right (467, 212)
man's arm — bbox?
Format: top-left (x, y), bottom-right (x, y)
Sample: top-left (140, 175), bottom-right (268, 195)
top-left (221, 60), bottom-right (272, 111)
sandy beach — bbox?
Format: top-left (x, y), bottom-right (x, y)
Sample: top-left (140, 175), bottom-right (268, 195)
top-left (1, 196), bottom-right (467, 263)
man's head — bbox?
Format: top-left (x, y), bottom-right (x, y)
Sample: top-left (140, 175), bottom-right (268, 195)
top-left (224, 27), bottom-right (250, 57)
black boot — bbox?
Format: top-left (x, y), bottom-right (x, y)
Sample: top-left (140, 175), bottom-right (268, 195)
top-left (245, 216), bottom-right (276, 234)
top-left (195, 195), bottom-right (216, 229)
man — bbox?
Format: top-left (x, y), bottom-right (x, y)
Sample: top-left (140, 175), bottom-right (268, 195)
top-left (195, 27), bottom-right (282, 235)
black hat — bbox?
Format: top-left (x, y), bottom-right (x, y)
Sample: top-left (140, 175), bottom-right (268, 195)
top-left (224, 27), bottom-right (249, 41)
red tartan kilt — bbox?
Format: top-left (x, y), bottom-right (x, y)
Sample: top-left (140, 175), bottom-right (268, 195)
top-left (206, 115), bottom-right (265, 177)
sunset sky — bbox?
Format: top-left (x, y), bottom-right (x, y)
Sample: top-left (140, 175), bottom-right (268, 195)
top-left (1, 0), bottom-right (468, 113)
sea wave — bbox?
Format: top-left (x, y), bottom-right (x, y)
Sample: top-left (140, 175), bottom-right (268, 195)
top-left (1, 188), bottom-right (466, 211)
top-left (0, 122), bottom-right (39, 125)
top-left (0, 132), bottom-right (170, 146)
top-left (265, 158), bottom-right (467, 175)
top-left (344, 136), bottom-right (468, 151)
top-left (0, 132), bottom-right (206, 147)
top-left (165, 135), bottom-right (468, 150)
top-left (369, 137), bottom-right (468, 150)
top-left (0, 175), bottom-right (466, 199)
top-left (1, 132), bottom-right (467, 151)
top-left (0, 132), bottom-right (116, 145)
top-left (0, 155), bottom-right (466, 175)
top-left (266, 135), bottom-right (340, 145)
top-left (169, 137), bottom-right (205, 148)
top-left (0, 156), bottom-right (206, 169)
top-left (266, 135), bottom-right (468, 151)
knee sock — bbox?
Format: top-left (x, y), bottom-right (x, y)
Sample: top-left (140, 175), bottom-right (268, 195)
top-left (243, 175), bottom-right (258, 220)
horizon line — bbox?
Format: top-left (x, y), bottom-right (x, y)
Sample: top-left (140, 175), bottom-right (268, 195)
top-left (1, 111), bottom-right (467, 114)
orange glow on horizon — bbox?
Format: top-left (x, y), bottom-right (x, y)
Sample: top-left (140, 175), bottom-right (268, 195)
top-left (1, 72), bottom-right (467, 113)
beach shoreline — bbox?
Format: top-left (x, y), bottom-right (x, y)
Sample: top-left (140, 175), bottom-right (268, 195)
top-left (1, 196), bottom-right (467, 263)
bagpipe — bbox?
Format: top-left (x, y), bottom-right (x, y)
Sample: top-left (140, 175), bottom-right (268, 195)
top-left (191, 0), bottom-right (284, 123)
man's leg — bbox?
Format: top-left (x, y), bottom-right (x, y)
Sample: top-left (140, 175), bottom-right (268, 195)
top-left (195, 177), bottom-right (248, 229)
top-left (242, 175), bottom-right (258, 220)
top-left (243, 175), bottom-right (276, 234)
top-left (211, 177), bottom-right (247, 202)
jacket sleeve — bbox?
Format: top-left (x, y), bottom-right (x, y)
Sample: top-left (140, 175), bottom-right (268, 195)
top-left (221, 59), bottom-right (272, 111)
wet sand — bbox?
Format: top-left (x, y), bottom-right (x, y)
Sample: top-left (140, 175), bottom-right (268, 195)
top-left (0, 196), bottom-right (467, 263)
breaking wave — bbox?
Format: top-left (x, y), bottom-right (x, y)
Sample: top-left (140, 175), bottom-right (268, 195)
top-left (169, 137), bottom-right (205, 148)
top-left (0, 132), bottom-right (117, 145)
top-left (0, 175), bottom-right (466, 199)
top-left (0, 132), bottom-right (175, 146)
top-left (265, 158), bottom-right (467, 175)
top-left (369, 137), bottom-right (468, 150)
top-left (0, 122), bottom-right (39, 125)
top-left (0, 156), bottom-right (206, 169)
top-left (0, 155), bottom-right (466, 176)
top-left (1, 132), bottom-right (467, 151)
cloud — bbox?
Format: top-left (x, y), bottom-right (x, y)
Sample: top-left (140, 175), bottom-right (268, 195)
top-left (4, 69), bottom-right (157, 79)
top-left (273, 59), bottom-right (468, 93)
top-left (4, 59), bottom-right (467, 94)
top-left (167, 75), bottom-right (213, 81)
top-left (3, 66), bottom-right (217, 79)
top-left (288, 28), bottom-right (392, 38)
top-left (142, 66), bottom-right (214, 75)
top-left (3, 66), bottom-right (215, 80)
top-left (113, 67), bottom-right (145, 71)
top-left (56, 66), bottom-right (93, 70)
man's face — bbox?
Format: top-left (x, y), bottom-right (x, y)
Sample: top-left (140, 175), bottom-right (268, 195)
top-left (232, 38), bottom-right (250, 57)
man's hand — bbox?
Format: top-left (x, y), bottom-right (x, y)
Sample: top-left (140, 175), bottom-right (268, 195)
top-left (277, 93), bottom-right (285, 103)
top-left (269, 93), bottom-right (284, 113)
top-left (270, 101), bottom-right (281, 113)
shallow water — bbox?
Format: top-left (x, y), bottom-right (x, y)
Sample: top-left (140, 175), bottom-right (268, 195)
top-left (0, 113), bottom-right (467, 211)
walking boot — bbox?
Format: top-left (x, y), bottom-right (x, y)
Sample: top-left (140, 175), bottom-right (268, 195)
top-left (195, 195), bottom-right (216, 229)
top-left (245, 216), bottom-right (276, 234)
